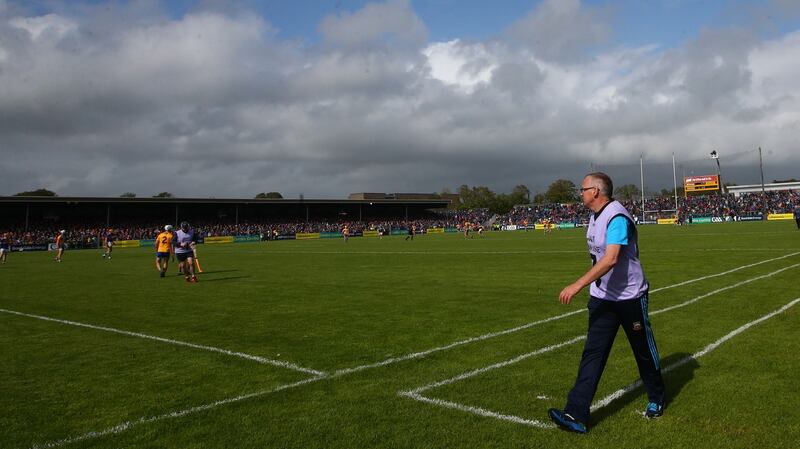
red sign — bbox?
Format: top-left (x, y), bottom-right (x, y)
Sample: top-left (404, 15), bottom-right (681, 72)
top-left (684, 175), bottom-right (720, 193)
top-left (684, 175), bottom-right (718, 183)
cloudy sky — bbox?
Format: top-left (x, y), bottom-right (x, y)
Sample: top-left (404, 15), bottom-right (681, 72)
top-left (1, 0), bottom-right (799, 198)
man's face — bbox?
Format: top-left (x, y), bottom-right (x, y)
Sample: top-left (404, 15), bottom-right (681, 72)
top-left (579, 177), bottom-right (598, 207)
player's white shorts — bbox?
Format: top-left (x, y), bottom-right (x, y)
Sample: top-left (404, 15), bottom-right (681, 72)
top-left (0, 248), bottom-right (6, 255)
top-left (107, 241), bottom-right (114, 248)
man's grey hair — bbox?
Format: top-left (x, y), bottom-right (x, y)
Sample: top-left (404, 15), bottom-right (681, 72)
top-left (586, 172), bottom-right (613, 198)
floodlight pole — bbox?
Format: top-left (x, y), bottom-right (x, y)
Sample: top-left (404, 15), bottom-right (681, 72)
top-left (640, 153), bottom-right (645, 223)
top-left (759, 147), bottom-right (766, 214)
top-left (672, 152), bottom-right (678, 213)
top-left (711, 150), bottom-right (723, 195)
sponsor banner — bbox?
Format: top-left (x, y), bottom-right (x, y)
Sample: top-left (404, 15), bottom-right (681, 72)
top-left (638, 221), bottom-right (657, 225)
top-left (427, 228), bottom-right (445, 234)
top-left (444, 227), bottom-right (459, 233)
top-left (234, 235), bottom-right (261, 243)
top-left (362, 230), bottom-right (380, 237)
top-left (390, 229), bottom-right (408, 235)
top-left (691, 216), bottom-right (712, 224)
top-left (502, 225), bottom-right (518, 231)
top-left (115, 240), bottom-right (141, 248)
top-left (768, 213), bottom-right (794, 221)
top-left (711, 217), bottom-right (724, 223)
top-left (657, 218), bottom-right (678, 225)
top-left (739, 215), bottom-right (764, 222)
top-left (534, 224), bottom-right (546, 230)
top-left (205, 236), bottom-right (235, 244)
top-left (296, 232), bottom-right (321, 240)
top-left (557, 223), bottom-right (576, 229)
top-left (140, 239), bottom-right (156, 246)
top-left (14, 244), bottom-right (49, 252)
top-left (320, 232), bottom-right (342, 239)
top-left (276, 234), bottom-right (296, 240)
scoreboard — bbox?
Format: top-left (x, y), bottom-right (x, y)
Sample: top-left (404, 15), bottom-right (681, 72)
top-left (684, 175), bottom-right (720, 193)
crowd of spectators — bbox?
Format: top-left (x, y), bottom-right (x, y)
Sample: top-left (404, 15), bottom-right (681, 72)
top-left (2, 193), bottom-right (797, 247)
top-left (0, 209), bottom-right (492, 247)
top-left (498, 190), bottom-right (799, 225)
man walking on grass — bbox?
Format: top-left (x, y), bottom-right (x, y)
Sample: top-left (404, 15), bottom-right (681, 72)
top-left (548, 172), bottom-right (666, 433)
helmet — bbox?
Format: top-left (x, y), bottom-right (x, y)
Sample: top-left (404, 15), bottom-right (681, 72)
top-left (165, 224), bottom-right (173, 231)
top-left (60, 230), bottom-right (66, 234)
top-left (180, 221), bottom-right (190, 231)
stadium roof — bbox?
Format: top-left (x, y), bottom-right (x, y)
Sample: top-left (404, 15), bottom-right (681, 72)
top-left (0, 196), bottom-right (451, 207)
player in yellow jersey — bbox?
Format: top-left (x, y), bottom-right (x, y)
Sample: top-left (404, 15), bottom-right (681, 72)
top-left (544, 218), bottom-right (553, 235)
top-left (155, 225), bottom-right (174, 278)
top-left (54, 230), bottom-right (66, 262)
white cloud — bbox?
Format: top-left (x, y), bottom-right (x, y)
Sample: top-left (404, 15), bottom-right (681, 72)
top-left (319, 0), bottom-right (427, 49)
top-left (0, 1), bottom-right (798, 198)
top-left (9, 13), bottom-right (77, 41)
top-left (505, 0), bottom-right (611, 63)
top-left (422, 40), bottom-right (496, 92)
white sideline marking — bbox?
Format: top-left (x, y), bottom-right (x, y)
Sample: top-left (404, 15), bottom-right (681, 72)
top-left (30, 375), bottom-right (328, 449)
top-left (398, 391), bottom-right (555, 429)
top-left (334, 252), bottom-right (799, 376)
top-left (590, 297), bottom-right (800, 413)
top-left (399, 264), bottom-right (799, 427)
top-left (0, 308), bottom-right (325, 377)
top-left (403, 336), bottom-right (586, 396)
top-left (255, 248), bottom-right (797, 255)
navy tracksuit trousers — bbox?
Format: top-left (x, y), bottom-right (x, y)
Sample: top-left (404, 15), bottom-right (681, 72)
top-left (564, 293), bottom-right (665, 424)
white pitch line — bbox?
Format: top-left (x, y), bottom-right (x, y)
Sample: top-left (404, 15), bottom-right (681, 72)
top-left (334, 252), bottom-right (799, 376)
top-left (590, 297), bottom-right (800, 413)
top-left (398, 264), bottom-right (799, 425)
top-left (649, 252), bottom-right (799, 293)
top-left (651, 263), bottom-right (799, 316)
top-left (403, 336), bottom-right (587, 396)
top-left (25, 256), bottom-right (799, 448)
top-left (0, 308), bottom-right (325, 377)
top-left (248, 248), bottom-right (798, 255)
top-left (30, 374), bottom-right (328, 449)
top-left (399, 391), bottom-right (555, 429)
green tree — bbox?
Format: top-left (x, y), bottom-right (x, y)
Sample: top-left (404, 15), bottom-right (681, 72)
top-left (533, 193), bottom-right (546, 204)
top-left (153, 192), bottom-right (174, 198)
top-left (14, 188), bottom-right (57, 196)
top-left (511, 184), bottom-right (530, 204)
top-left (545, 179), bottom-right (577, 203)
top-left (614, 184), bottom-right (641, 202)
top-left (120, 192), bottom-right (136, 198)
top-left (255, 192), bottom-right (283, 199)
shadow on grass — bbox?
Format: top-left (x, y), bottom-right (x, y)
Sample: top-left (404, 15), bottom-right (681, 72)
top-left (195, 269), bottom-right (239, 275)
top-left (201, 275), bottom-right (251, 283)
top-left (591, 352), bottom-right (699, 426)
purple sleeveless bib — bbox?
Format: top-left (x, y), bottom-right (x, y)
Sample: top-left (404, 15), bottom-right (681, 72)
top-left (175, 230), bottom-right (195, 254)
top-left (586, 200), bottom-right (648, 301)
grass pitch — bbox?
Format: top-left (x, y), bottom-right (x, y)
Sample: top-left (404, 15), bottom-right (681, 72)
top-left (2, 222), bottom-right (799, 449)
